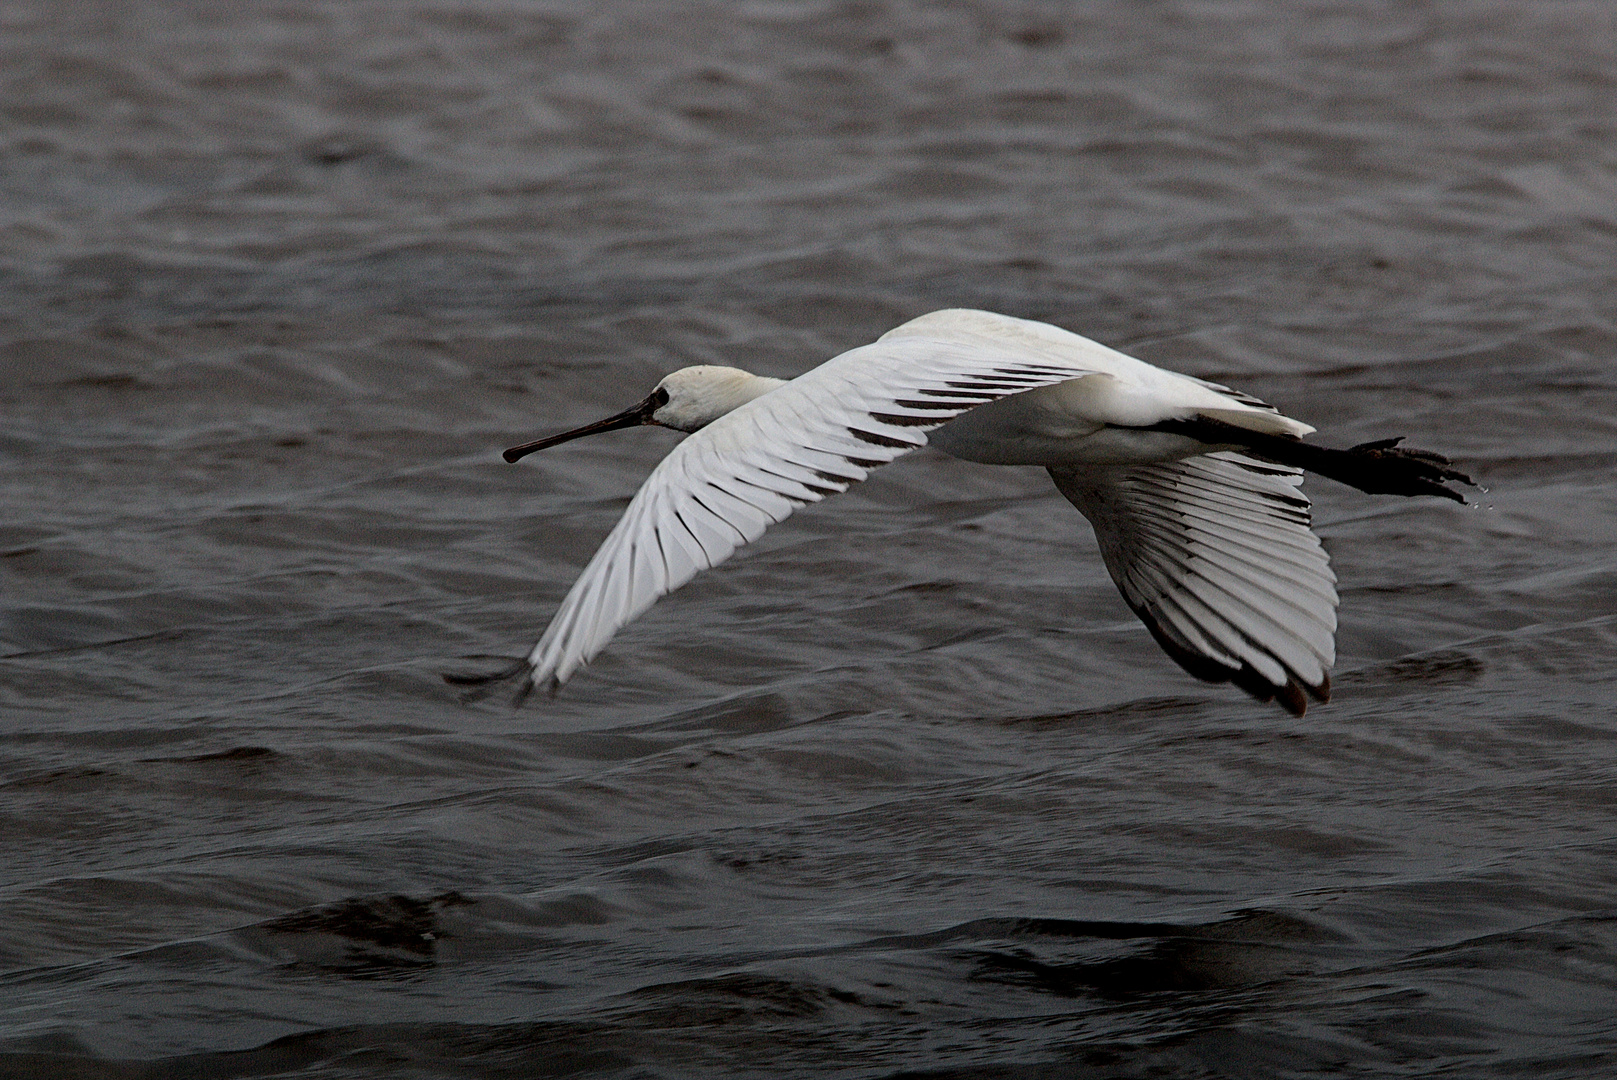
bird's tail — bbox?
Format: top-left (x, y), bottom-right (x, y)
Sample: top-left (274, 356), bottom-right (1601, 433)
top-left (1147, 417), bottom-right (1474, 503)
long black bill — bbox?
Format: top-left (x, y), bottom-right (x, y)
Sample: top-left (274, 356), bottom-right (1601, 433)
top-left (503, 393), bottom-right (662, 463)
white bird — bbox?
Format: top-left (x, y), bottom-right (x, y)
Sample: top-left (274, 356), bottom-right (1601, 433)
top-left (469, 309), bottom-right (1470, 715)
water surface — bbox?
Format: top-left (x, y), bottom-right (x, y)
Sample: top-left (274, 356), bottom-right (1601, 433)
top-left (3, 1), bottom-right (1615, 1076)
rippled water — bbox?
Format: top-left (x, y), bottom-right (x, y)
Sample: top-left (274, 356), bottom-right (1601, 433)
top-left (3, 1), bottom-right (1616, 1076)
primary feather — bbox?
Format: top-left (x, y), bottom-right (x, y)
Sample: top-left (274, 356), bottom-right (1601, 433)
top-left (527, 330), bottom-right (1107, 689)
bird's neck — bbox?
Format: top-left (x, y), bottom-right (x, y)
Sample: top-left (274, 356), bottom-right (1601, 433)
top-left (732, 374), bottom-right (788, 408)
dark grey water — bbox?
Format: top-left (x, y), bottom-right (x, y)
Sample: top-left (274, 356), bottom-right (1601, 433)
top-left (3, 1), bottom-right (1616, 1076)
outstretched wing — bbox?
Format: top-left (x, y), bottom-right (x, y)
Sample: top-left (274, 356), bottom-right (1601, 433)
top-left (526, 335), bottom-right (1101, 690)
top-left (1049, 452), bottom-right (1339, 716)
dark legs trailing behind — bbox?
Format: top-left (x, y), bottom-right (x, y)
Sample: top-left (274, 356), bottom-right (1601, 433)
top-left (1142, 416), bottom-right (1474, 503)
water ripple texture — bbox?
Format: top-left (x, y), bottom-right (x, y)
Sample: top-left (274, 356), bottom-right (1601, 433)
top-left (2, 1), bottom-right (1615, 1077)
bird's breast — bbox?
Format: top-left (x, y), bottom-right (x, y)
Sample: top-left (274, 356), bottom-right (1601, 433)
top-left (927, 377), bottom-right (1204, 467)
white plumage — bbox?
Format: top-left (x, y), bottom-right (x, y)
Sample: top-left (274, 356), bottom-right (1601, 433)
top-left (489, 308), bottom-right (1470, 714)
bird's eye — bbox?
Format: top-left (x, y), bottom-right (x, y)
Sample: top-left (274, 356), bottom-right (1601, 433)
top-left (653, 387), bottom-right (670, 407)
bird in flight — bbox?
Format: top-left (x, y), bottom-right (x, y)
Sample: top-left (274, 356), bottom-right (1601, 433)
top-left (464, 309), bottom-right (1470, 715)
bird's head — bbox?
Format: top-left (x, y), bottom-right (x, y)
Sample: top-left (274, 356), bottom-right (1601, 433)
top-left (503, 365), bottom-right (783, 462)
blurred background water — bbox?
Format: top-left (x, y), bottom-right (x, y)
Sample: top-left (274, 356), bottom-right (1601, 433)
top-left (2, 1), bottom-right (1615, 1076)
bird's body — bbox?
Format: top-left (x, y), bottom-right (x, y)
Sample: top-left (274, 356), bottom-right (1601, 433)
top-left (890, 309), bottom-right (1310, 467)
top-left (479, 309), bottom-right (1471, 715)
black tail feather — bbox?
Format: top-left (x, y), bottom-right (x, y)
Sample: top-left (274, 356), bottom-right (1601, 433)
top-left (1146, 418), bottom-right (1475, 503)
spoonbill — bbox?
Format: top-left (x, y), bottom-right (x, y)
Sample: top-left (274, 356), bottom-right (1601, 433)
top-left (468, 309), bottom-right (1470, 715)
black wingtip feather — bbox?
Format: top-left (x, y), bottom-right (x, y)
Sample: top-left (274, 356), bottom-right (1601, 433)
top-left (1308, 672), bottom-right (1331, 704)
top-left (511, 673), bottom-right (539, 709)
top-left (444, 657), bottom-right (531, 704)
top-left (1134, 604), bottom-right (1321, 717)
top-left (1273, 679), bottom-right (1308, 717)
